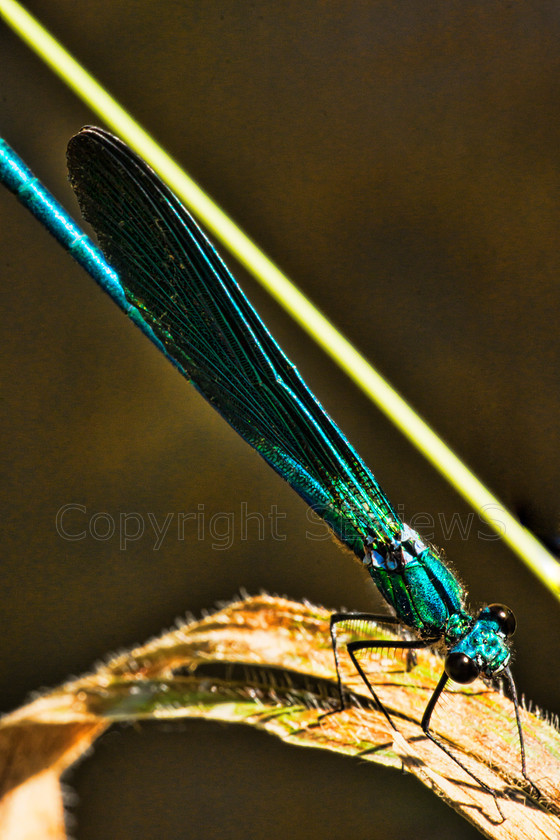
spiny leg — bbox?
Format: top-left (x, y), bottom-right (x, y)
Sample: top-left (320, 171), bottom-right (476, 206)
top-left (325, 612), bottom-right (436, 722)
top-left (327, 612), bottom-right (406, 717)
top-left (302, 612), bottom-right (403, 730)
top-left (345, 635), bottom-right (436, 728)
top-left (421, 671), bottom-right (505, 821)
top-left (503, 666), bottom-right (543, 801)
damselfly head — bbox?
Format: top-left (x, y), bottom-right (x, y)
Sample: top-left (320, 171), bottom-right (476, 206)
top-left (444, 603), bottom-right (516, 682)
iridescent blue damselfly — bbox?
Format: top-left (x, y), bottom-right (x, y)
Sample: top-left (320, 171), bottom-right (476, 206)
top-left (0, 128), bottom-right (542, 815)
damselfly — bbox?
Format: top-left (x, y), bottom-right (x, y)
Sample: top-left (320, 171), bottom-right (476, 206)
top-left (0, 128), bottom-right (541, 813)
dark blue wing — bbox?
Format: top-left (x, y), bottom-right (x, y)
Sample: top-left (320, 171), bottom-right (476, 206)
top-left (67, 127), bottom-right (402, 556)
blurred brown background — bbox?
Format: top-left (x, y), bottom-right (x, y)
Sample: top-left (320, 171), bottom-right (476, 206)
top-left (1, 2), bottom-right (559, 838)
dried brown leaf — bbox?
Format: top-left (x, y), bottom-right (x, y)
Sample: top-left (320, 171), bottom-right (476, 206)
top-left (1, 596), bottom-right (559, 839)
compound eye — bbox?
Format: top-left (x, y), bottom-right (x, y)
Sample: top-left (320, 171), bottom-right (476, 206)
top-left (486, 603), bottom-right (516, 637)
top-left (445, 651), bottom-right (480, 684)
